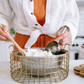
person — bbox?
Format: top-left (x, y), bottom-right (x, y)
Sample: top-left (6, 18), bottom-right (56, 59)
top-left (0, 0), bottom-right (79, 50)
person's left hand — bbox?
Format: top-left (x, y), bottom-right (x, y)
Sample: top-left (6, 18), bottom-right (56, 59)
top-left (55, 26), bottom-right (71, 46)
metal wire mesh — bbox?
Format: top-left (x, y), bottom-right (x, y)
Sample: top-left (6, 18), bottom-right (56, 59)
top-left (10, 47), bottom-right (69, 84)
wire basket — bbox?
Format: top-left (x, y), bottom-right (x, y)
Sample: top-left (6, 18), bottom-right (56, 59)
top-left (9, 45), bottom-right (70, 84)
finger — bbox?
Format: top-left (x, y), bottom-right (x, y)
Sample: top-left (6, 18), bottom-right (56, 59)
top-left (55, 31), bottom-right (69, 41)
top-left (0, 28), bottom-right (7, 37)
top-left (0, 35), bottom-right (8, 41)
top-left (0, 34), bottom-right (14, 41)
top-left (59, 39), bottom-right (70, 46)
top-left (55, 27), bottom-right (67, 40)
top-left (6, 33), bottom-right (14, 40)
top-left (59, 35), bottom-right (70, 46)
top-left (60, 34), bottom-right (70, 44)
top-left (0, 25), bottom-right (12, 40)
top-left (11, 35), bottom-right (14, 38)
top-left (3, 25), bottom-right (8, 32)
top-left (0, 25), bottom-right (8, 37)
top-left (56, 31), bottom-right (60, 37)
top-left (55, 31), bottom-right (61, 42)
top-left (58, 32), bottom-right (70, 45)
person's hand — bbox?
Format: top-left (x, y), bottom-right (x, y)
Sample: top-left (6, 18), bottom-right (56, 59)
top-left (55, 26), bottom-right (71, 46)
top-left (0, 24), bottom-right (14, 41)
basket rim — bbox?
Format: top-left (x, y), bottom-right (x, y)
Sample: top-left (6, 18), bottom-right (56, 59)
top-left (10, 48), bottom-right (69, 58)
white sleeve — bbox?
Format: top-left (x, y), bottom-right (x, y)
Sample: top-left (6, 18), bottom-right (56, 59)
top-left (62, 0), bottom-right (79, 44)
top-left (0, 0), bottom-right (14, 30)
top-left (0, 0), bottom-right (14, 44)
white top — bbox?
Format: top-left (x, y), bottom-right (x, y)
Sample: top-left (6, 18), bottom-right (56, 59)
top-left (0, 60), bottom-right (84, 84)
top-left (0, 0), bottom-right (79, 47)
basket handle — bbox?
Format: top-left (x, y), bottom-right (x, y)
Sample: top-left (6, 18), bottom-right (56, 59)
top-left (64, 43), bottom-right (71, 52)
top-left (8, 44), bottom-right (71, 53)
top-left (8, 45), bottom-right (14, 53)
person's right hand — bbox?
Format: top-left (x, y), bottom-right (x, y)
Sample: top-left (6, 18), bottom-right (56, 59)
top-left (0, 24), bottom-right (14, 41)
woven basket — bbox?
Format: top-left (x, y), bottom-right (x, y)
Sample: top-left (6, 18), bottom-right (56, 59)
top-left (9, 45), bottom-right (70, 84)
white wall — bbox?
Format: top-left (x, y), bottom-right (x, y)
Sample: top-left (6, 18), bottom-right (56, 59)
top-left (76, 0), bottom-right (84, 36)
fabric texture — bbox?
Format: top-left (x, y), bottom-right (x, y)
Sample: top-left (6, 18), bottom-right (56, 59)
top-left (0, 0), bottom-right (79, 48)
top-left (14, 32), bottom-right (56, 50)
top-left (34, 0), bottom-right (46, 26)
